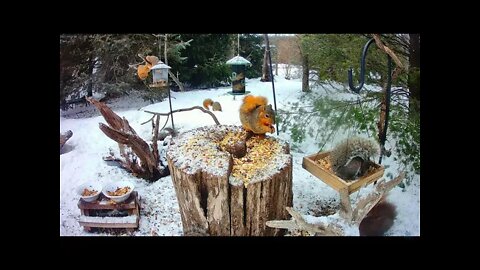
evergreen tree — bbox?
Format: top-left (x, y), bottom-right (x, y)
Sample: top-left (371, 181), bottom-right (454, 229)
top-left (60, 34), bottom-right (96, 102)
top-left (238, 34), bottom-right (263, 79)
top-left (60, 34), bottom-right (263, 100)
top-left (91, 34), bottom-right (157, 96)
top-left (173, 34), bottom-right (232, 88)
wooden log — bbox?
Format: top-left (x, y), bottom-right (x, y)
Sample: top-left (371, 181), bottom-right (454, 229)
top-left (167, 125), bottom-right (293, 236)
top-left (60, 130), bottom-right (73, 150)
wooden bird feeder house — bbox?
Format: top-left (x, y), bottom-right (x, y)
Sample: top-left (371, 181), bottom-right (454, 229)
top-left (150, 62), bottom-right (171, 89)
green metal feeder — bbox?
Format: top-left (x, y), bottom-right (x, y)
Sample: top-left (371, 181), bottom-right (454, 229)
top-left (226, 55), bottom-right (251, 95)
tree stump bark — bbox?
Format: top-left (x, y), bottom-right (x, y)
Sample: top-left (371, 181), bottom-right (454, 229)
top-left (167, 125), bottom-right (293, 236)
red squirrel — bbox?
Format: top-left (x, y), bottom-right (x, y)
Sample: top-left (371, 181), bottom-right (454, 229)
top-left (359, 198), bottom-right (397, 236)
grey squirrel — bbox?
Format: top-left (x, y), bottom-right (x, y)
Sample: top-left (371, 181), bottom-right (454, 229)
top-left (329, 136), bottom-right (380, 181)
top-left (359, 197), bottom-right (397, 236)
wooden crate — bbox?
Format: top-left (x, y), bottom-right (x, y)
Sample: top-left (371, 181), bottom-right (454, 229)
top-left (77, 191), bottom-right (140, 232)
top-left (302, 151), bottom-right (384, 194)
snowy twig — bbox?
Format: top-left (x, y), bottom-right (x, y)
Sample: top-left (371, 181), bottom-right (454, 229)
top-left (144, 106), bottom-right (220, 125)
top-left (141, 115), bottom-right (155, 125)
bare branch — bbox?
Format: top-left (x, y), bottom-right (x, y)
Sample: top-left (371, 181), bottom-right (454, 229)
top-left (372, 34), bottom-right (405, 71)
top-left (141, 115), bottom-right (155, 125)
top-left (144, 106), bottom-right (220, 125)
top-left (168, 70), bottom-right (185, 92)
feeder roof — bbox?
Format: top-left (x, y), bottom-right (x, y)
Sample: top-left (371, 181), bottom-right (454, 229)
top-left (226, 55), bottom-right (251, 66)
top-left (151, 63), bottom-right (171, 70)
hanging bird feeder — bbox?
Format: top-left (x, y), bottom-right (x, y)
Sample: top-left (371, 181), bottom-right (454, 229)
top-left (149, 62), bottom-right (171, 89)
top-left (226, 55), bottom-right (251, 95)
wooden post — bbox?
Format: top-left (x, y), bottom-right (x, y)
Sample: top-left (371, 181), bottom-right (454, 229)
top-left (167, 125), bottom-right (293, 236)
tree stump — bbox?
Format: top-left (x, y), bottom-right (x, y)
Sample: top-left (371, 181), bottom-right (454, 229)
top-left (167, 125), bottom-right (293, 236)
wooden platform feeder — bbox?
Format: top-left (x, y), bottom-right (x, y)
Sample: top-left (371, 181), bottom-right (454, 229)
top-left (77, 191), bottom-right (140, 232)
top-left (167, 125), bottom-right (293, 236)
top-left (302, 151), bottom-right (384, 195)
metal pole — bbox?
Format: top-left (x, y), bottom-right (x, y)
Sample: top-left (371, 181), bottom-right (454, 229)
top-left (164, 34), bottom-right (175, 130)
top-left (167, 87), bottom-right (175, 130)
top-left (265, 34), bottom-right (279, 135)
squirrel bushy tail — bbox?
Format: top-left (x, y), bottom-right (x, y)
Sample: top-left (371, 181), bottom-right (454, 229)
top-left (240, 95), bottom-right (268, 114)
top-left (329, 136), bottom-right (380, 180)
top-left (239, 95), bottom-right (275, 134)
top-left (359, 198), bottom-right (397, 236)
top-left (203, 98), bottom-right (222, 111)
top-left (203, 98), bottom-right (214, 109)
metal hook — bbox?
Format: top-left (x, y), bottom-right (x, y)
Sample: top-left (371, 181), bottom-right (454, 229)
top-left (348, 38), bottom-right (375, 93)
top-left (347, 37), bottom-right (393, 165)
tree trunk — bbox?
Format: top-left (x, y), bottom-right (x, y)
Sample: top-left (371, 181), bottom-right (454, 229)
top-left (408, 34), bottom-right (420, 117)
top-left (261, 34), bottom-right (271, 82)
top-left (167, 125), bottom-right (293, 236)
top-left (275, 46), bottom-right (279, 76)
top-left (86, 58), bottom-right (95, 97)
top-left (302, 54), bottom-right (310, 92)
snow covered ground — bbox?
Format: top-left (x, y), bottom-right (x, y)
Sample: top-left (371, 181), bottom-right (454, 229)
top-left (60, 65), bottom-right (420, 236)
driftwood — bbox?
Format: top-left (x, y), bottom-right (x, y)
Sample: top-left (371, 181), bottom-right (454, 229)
top-left (266, 207), bottom-right (343, 236)
top-left (267, 172), bottom-right (405, 236)
top-left (86, 97), bottom-right (169, 181)
top-left (338, 187), bottom-right (353, 221)
top-left (351, 172), bottom-right (405, 225)
top-left (60, 130), bottom-right (73, 150)
top-left (167, 125), bottom-right (293, 236)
